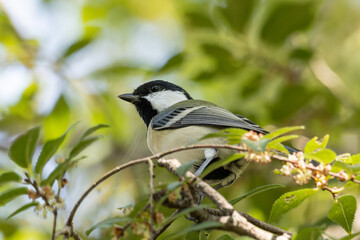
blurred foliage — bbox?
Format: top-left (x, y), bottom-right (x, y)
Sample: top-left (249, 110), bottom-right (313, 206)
top-left (0, 0), bottom-right (360, 239)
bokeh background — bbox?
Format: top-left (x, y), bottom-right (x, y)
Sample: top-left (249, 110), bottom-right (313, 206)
top-left (0, 0), bottom-right (359, 239)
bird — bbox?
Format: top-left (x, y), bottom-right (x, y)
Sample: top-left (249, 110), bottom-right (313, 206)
top-left (118, 80), bottom-right (293, 189)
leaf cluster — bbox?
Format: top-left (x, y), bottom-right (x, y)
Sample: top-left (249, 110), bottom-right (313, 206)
top-left (1, 123), bottom-right (108, 221)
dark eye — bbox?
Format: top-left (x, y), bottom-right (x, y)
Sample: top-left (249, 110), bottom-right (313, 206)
top-left (150, 85), bottom-right (160, 92)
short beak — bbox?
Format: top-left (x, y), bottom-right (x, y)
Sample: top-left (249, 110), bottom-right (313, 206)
top-left (118, 93), bottom-right (140, 103)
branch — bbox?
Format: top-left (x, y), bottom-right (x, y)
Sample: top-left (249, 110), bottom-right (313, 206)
top-left (57, 142), bottom-right (357, 239)
top-left (203, 208), bottom-right (290, 236)
top-left (154, 143), bottom-right (360, 186)
top-left (273, 153), bottom-right (360, 185)
top-left (157, 158), bottom-right (291, 240)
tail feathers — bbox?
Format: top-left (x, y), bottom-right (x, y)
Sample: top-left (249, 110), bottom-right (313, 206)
top-left (284, 145), bottom-right (298, 154)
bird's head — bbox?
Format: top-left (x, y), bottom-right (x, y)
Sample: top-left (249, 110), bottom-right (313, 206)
top-left (118, 80), bottom-right (192, 126)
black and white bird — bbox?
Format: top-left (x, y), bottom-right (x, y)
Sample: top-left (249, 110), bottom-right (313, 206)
top-left (118, 80), bottom-right (288, 189)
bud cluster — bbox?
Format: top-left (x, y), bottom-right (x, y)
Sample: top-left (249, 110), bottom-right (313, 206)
top-left (275, 151), bottom-right (353, 196)
top-left (25, 176), bottom-right (67, 219)
top-left (245, 151), bottom-right (272, 163)
top-left (243, 130), bottom-right (264, 141)
top-left (130, 212), bottom-right (151, 240)
top-left (278, 152), bottom-right (313, 185)
top-left (242, 131), bottom-right (271, 163)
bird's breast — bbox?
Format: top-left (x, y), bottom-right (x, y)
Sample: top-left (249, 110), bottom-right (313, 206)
top-left (146, 125), bottom-right (233, 164)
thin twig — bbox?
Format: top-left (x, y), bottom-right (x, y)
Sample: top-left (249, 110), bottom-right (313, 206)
top-left (239, 212), bottom-right (291, 236)
top-left (65, 158), bottom-right (149, 227)
top-left (155, 144), bottom-right (247, 159)
top-left (26, 176), bottom-right (51, 207)
top-left (51, 179), bottom-right (64, 240)
top-left (51, 209), bottom-right (58, 240)
top-left (147, 158), bottom-right (155, 239)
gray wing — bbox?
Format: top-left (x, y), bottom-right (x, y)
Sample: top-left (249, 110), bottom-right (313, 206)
top-left (151, 105), bottom-right (268, 134)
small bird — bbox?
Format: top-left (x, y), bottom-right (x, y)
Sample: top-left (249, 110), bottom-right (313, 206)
top-left (118, 80), bottom-right (286, 189)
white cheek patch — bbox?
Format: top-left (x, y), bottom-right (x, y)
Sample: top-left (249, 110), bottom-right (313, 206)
top-left (144, 90), bottom-right (188, 112)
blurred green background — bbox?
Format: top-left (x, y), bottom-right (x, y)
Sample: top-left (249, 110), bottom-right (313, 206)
top-left (0, 0), bottom-right (359, 239)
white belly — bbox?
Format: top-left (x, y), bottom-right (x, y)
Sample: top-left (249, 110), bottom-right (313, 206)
top-left (147, 126), bottom-right (234, 164)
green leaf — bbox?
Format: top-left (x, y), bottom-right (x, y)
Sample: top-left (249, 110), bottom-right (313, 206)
top-left (81, 124), bottom-right (109, 140)
top-left (331, 161), bottom-right (348, 173)
top-left (128, 198), bottom-right (149, 219)
top-left (293, 226), bottom-right (323, 240)
top-left (0, 187), bottom-right (28, 206)
top-left (85, 217), bottom-right (133, 236)
top-left (167, 181), bottom-right (183, 191)
top-left (216, 234), bottom-right (234, 240)
top-left (331, 161), bottom-right (360, 175)
top-left (157, 53), bottom-right (184, 73)
top-left (289, 47), bottom-right (314, 62)
top-left (223, 128), bottom-right (248, 135)
top-left (344, 181), bottom-right (357, 189)
top-left (7, 202), bottom-right (38, 219)
top-left (351, 164), bottom-right (360, 174)
top-left (304, 135), bottom-right (329, 154)
top-left (63, 38), bottom-right (92, 58)
top-left (176, 160), bottom-right (197, 177)
top-left (200, 153), bottom-right (245, 179)
top-left (185, 11), bottom-right (215, 29)
top-left (8, 126), bottom-right (41, 168)
top-left (35, 123), bottom-right (77, 174)
top-left (44, 95), bottom-right (71, 139)
top-left (264, 126), bottom-right (304, 139)
top-left (41, 163), bottom-right (67, 186)
top-left (269, 188), bottom-right (318, 222)
top-left (225, 129), bottom-right (248, 144)
top-left (340, 232), bottom-right (360, 240)
top-left (0, 172), bottom-right (21, 186)
top-left (351, 154), bottom-right (360, 164)
top-left (40, 156), bottom-right (86, 186)
top-left (215, 0), bottom-right (258, 33)
top-left (308, 149), bottom-right (336, 164)
top-left (229, 184), bottom-right (285, 205)
top-left (92, 64), bottom-right (150, 77)
top-left (267, 135), bottom-right (299, 146)
top-left (328, 195), bottom-right (357, 234)
top-left (69, 136), bottom-right (101, 159)
top-left (260, 1), bottom-right (316, 45)
top-left (165, 222), bottom-right (223, 239)
top-left (200, 44), bottom-right (235, 75)
top-left (268, 143), bottom-right (290, 154)
top-left (67, 124), bottom-right (108, 160)
top-left (336, 154), bottom-right (352, 164)
top-left (199, 128), bottom-right (247, 144)
top-left (267, 135), bottom-right (299, 154)
top-left (241, 138), bottom-right (270, 152)
top-left (185, 231), bottom-right (199, 240)
top-left (159, 205), bottom-right (210, 228)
